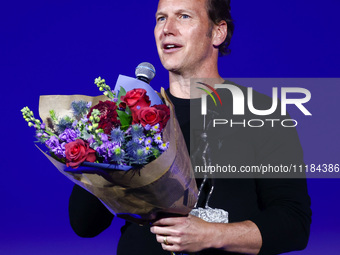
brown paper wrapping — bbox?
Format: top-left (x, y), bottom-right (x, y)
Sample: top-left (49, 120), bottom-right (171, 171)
top-left (38, 88), bottom-right (198, 224)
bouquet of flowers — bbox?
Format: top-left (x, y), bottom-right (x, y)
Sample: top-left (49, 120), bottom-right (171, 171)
top-left (22, 76), bottom-right (197, 224)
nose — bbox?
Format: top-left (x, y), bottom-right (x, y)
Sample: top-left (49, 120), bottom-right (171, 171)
top-left (163, 17), bottom-right (177, 36)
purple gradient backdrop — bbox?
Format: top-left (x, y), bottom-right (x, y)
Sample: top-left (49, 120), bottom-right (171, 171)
top-left (1, 0), bottom-right (339, 254)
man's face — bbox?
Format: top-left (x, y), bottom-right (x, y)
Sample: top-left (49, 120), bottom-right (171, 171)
top-left (154, 0), bottom-right (216, 75)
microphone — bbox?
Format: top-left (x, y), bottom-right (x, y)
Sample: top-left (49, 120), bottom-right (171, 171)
top-left (135, 62), bottom-right (156, 84)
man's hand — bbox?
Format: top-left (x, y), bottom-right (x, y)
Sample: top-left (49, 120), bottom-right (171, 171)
top-left (150, 215), bottom-right (262, 254)
top-left (150, 214), bottom-right (212, 253)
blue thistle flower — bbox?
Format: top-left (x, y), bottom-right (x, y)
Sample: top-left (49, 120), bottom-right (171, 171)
top-left (56, 116), bottom-right (74, 133)
top-left (71, 100), bottom-right (90, 119)
top-left (111, 145), bottom-right (125, 163)
top-left (126, 140), bottom-right (143, 156)
top-left (131, 148), bottom-right (148, 165)
top-left (130, 124), bottom-right (144, 139)
top-left (111, 127), bottom-right (125, 143)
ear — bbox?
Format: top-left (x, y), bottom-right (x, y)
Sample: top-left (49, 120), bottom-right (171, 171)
top-left (212, 20), bottom-right (228, 47)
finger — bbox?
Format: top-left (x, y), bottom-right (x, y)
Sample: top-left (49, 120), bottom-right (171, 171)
top-left (151, 226), bottom-right (177, 236)
top-left (161, 243), bottom-right (181, 253)
top-left (156, 234), bottom-right (171, 245)
top-left (152, 217), bottom-right (186, 226)
top-left (156, 234), bottom-right (182, 247)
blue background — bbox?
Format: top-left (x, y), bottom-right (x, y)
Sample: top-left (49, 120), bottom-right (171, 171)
top-left (1, 0), bottom-right (339, 254)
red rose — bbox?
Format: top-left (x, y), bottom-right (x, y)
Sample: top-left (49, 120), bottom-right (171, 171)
top-left (65, 139), bottom-right (96, 169)
top-left (121, 88), bottom-right (151, 109)
top-left (87, 100), bottom-right (120, 134)
top-left (121, 89), bottom-right (151, 123)
top-left (137, 104), bottom-right (170, 131)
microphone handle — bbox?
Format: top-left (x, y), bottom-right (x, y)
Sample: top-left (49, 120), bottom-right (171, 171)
top-left (137, 76), bottom-right (150, 84)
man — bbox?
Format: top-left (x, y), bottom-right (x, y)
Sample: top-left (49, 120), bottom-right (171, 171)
top-left (69, 0), bottom-right (311, 254)
top-left (150, 0), bottom-right (262, 253)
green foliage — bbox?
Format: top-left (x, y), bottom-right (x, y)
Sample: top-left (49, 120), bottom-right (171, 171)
top-left (117, 110), bottom-right (132, 130)
top-left (94, 76), bottom-right (115, 99)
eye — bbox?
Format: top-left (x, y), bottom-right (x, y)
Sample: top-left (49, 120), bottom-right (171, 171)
top-left (157, 16), bottom-right (166, 22)
top-left (181, 14), bottom-right (190, 19)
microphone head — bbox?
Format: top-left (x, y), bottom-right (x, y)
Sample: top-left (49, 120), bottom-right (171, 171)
top-left (135, 62), bottom-right (156, 83)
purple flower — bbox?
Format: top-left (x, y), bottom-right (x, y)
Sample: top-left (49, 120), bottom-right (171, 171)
top-left (100, 133), bottom-right (109, 143)
top-left (45, 137), bottom-right (65, 158)
top-left (81, 116), bottom-right (89, 123)
top-left (159, 142), bottom-right (169, 151)
top-left (59, 128), bottom-right (80, 143)
top-left (106, 141), bottom-right (118, 152)
top-left (144, 124), bottom-right (151, 131)
top-left (45, 136), bottom-right (60, 150)
top-left (137, 136), bottom-right (145, 144)
top-left (151, 123), bottom-right (160, 132)
top-left (153, 133), bottom-right (163, 144)
top-left (86, 102), bottom-right (92, 108)
top-left (96, 143), bottom-right (109, 162)
top-left (53, 142), bottom-right (66, 158)
top-left (96, 141), bottom-right (120, 163)
top-left (144, 137), bottom-right (153, 146)
top-left (72, 120), bottom-right (78, 128)
top-left (87, 135), bottom-right (95, 145)
top-left (40, 123), bottom-right (46, 129)
top-left (96, 144), bottom-right (106, 156)
top-left (144, 145), bottom-right (152, 155)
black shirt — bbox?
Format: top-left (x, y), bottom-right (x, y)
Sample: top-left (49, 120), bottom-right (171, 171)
top-left (69, 88), bottom-right (311, 255)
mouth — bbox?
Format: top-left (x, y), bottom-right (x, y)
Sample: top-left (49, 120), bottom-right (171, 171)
top-left (162, 43), bottom-right (182, 52)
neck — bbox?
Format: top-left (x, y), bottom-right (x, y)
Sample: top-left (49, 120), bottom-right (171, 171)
top-left (168, 63), bottom-right (222, 99)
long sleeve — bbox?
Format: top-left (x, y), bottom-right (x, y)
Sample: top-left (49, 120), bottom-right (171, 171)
top-left (250, 103), bottom-right (311, 254)
top-left (203, 84), bottom-right (312, 254)
top-left (69, 184), bottom-right (114, 237)
top-left (250, 178), bottom-right (311, 254)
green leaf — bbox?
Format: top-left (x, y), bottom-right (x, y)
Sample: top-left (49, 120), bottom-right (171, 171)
top-left (49, 110), bottom-right (58, 122)
top-left (117, 109), bottom-right (132, 130)
top-left (116, 86), bottom-right (127, 106)
top-left (152, 148), bottom-right (161, 158)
